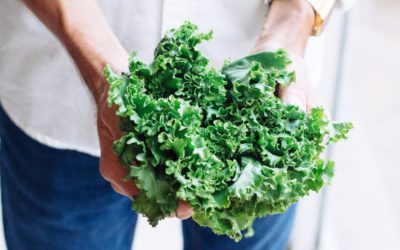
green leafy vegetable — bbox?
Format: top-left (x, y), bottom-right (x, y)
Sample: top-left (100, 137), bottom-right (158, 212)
top-left (105, 21), bottom-right (352, 241)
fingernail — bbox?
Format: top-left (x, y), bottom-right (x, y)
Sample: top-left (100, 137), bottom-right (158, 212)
top-left (177, 201), bottom-right (193, 220)
top-left (285, 95), bottom-right (306, 112)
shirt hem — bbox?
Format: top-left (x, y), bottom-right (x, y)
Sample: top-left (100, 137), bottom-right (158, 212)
top-left (0, 102), bottom-right (101, 157)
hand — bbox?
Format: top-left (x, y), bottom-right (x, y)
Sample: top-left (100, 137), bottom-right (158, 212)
top-left (278, 51), bottom-right (319, 113)
top-left (96, 83), bottom-right (193, 220)
top-left (250, 0), bottom-right (317, 111)
top-left (97, 86), bottom-right (138, 197)
top-left (251, 44), bottom-right (319, 113)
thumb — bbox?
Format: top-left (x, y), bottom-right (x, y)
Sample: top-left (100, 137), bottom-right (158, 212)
top-left (282, 92), bottom-right (307, 112)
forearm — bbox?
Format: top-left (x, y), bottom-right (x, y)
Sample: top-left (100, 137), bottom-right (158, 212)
top-left (22, 0), bottom-right (128, 103)
top-left (254, 0), bottom-right (315, 56)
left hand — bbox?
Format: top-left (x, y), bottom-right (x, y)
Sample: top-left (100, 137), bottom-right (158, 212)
top-left (251, 44), bottom-right (319, 113)
top-left (251, 0), bottom-right (317, 112)
top-left (97, 80), bottom-right (193, 220)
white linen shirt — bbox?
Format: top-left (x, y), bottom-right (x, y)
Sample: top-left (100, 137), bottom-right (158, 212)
top-left (0, 0), bottom-right (354, 156)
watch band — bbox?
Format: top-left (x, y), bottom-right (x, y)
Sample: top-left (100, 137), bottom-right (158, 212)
top-left (306, 0), bottom-right (337, 35)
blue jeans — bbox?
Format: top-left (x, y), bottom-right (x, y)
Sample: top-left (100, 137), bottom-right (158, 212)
top-left (0, 105), bottom-right (296, 250)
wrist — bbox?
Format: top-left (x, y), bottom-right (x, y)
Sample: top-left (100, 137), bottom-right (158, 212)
top-left (62, 28), bottom-right (128, 105)
top-left (272, 0), bottom-right (315, 20)
top-left (58, 2), bottom-right (128, 105)
top-left (254, 0), bottom-right (315, 56)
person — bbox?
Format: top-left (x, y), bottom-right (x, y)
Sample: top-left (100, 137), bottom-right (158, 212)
top-left (0, 0), bottom-right (354, 249)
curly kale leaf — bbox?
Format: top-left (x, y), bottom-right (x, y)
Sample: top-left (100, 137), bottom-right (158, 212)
top-left (105, 21), bottom-right (352, 241)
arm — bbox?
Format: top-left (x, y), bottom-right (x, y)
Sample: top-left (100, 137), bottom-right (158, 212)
top-left (254, 0), bottom-right (314, 56)
top-left (22, 0), bottom-right (128, 102)
top-left (252, 0), bottom-right (318, 112)
top-left (21, 0), bottom-right (192, 219)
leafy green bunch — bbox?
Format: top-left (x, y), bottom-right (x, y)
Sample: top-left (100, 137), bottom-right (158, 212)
top-left (105, 22), bottom-right (352, 241)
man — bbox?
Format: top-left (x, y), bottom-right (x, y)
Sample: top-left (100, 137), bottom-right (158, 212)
top-left (0, 0), bottom-right (353, 249)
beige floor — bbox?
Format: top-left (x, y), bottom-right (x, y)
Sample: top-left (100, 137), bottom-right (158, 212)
top-left (1, 0), bottom-right (400, 250)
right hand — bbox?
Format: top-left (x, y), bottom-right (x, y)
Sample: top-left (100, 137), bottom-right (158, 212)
top-left (96, 83), bottom-right (193, 220)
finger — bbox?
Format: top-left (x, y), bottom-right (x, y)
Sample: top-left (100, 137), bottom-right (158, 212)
top-left (104, 171), bottom-right (139, 198)
top-left (284, 94), bottom-right (306, 112)
top-left (98, 97), bottom-right (139, 199)
top-left (99, 141), bottom-right (139, 198)
top-left (110, 182), bottom-right (127, 197)
top-left (100, 159), bottom-right (139, 198)
top-left (99, 104), bottom-right (123, 139)
top-left (280, 86), bottom-right (307, 112)
top-left (176, 201), bottom-right (193, 220)
top-left (310, 98), bottom-right (332, 120)
top-left (306, 91), bottom-right (321, 114)
top-left (111, 178), bottom-right (139, 198)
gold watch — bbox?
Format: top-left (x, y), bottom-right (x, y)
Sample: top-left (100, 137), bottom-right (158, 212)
top-left (306, 0), bottom-right (337, 36)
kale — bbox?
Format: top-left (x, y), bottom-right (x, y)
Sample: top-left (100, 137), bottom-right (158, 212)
top-left (105, 22), bottom-right (352, 241)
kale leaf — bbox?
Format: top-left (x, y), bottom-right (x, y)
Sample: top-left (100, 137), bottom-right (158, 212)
top-left (105, 21), bottom-right (352, 241)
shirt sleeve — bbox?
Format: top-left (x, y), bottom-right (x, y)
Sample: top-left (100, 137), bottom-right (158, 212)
top-left (264, 0), bottom-right (357, 11)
